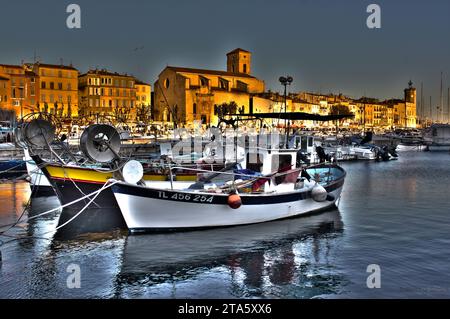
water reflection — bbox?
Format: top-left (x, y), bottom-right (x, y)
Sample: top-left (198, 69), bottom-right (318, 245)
top-left (0, 181), bottom-right (30, 223)
top-left (1, 181), bottom-right (346, 298)
top-left (113, 209), bottom-right (345, 298)
top-left (3, 151), bottom-right (450, 298)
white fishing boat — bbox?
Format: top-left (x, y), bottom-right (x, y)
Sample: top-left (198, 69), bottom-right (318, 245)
top-left (111, 149), bottom-right (346, 232)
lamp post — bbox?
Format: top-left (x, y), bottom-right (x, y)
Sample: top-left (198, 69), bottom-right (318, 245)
top-left (279, 75), bottom-right (293, 148)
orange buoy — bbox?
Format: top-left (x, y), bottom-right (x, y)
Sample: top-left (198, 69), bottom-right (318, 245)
top-left (227, 193), bottom-right (242, 209)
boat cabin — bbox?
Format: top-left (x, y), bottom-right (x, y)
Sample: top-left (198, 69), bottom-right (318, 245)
top-left (242, 148), bottom-right (298, 175)
top-left (290, 135), bottom-right (316, 153)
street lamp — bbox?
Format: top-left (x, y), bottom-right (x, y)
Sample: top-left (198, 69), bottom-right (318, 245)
top-left (279, 75), bottom-right (293, 148)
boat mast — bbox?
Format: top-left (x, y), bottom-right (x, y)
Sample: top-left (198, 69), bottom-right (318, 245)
top-left (420, 82), bottom-right (424, 126)
top-left (448, 87), bottom-right (450, 124)
top-left (440, 72), bottom-right (444, 123)
top-left (429, 96), bottom-right (432, 124)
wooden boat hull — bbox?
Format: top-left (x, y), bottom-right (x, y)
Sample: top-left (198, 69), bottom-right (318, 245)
top-left (35, 156), bottom-right (198, 208)
top-left (35, 157), bottom-right (217, 232)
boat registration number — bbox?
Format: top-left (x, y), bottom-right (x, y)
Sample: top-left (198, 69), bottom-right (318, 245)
top-left (158, 191), bottom-right (214, 203)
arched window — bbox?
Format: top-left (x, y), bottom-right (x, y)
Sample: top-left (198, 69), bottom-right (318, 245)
top-left (243, 64), bottom-right (247, 73)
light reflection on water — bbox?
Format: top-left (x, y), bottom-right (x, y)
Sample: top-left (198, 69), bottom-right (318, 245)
top-left (0, 181), bottom-right (345, 298)
top-left (113, 210), bottom-right (345, 299)
top-left (1, 151), bottom-right (450, 298)
top-left (0, 181), bottom-right (31, 222)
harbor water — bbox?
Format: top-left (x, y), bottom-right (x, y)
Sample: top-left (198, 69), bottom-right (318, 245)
top-left (0, 151), bottom-right (450, 298)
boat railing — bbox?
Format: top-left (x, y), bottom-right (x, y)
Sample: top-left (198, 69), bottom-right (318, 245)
top-left (168, 165), bottom-right (341, 194)
top-left (168, 165), bottom-right (306, 191)
top-left (170, 163), bottom-right (337, 179)
top-left (169, 166), bottom-right (274, 179)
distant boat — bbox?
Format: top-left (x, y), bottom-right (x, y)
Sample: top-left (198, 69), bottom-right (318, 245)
top-left (423, 124), bottom-right (450, 151)
top-left (0, 120), bottom-right (14, 143)
top-left (350, 145), bottom-right (378, 160)
top-left (290, 134), bottom-right (380, 162)
top-left (389, 129), bottom-right (425, 152)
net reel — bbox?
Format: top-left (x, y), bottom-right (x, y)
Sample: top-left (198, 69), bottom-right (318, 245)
top-left (14, 126), bottom-right (28, 149)
top-left (23, 118), bottom-right (56, 148)
top-left (79, 124), bottom-right (121, 163)
top-left (14, 114), bottom-right (57, 150)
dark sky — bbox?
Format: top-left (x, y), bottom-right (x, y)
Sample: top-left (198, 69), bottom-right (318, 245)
top-left (1, 0), bottom-right (450, 117)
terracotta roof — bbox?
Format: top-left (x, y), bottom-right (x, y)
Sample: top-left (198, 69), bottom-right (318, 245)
top-left (35, 63), bottom-right (78, 71)
top-left (135, 79), bottom-right (151, 86)
top-left (79, 69), bottom-right (134, 78)
top-left (0, 64), bottom-right (22, 69)
top-left (226, 48), bottom-right (250, 55)
top-left (165, 66), bottom-right (256, 78)
top-left (384, 99), bottom-right (404, 104)
top-left (354, 97), bottom-right (380, 103)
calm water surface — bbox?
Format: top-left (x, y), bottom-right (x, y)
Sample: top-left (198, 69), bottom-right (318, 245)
top-left (0, 151), bottom-right (449, 298)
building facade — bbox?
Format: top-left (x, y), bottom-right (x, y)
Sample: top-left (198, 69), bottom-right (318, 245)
top-left (153, 48), bottom-right (265, 127)
top-left (0, 75), bottom-right (9, 111)
top-left (248, 83), bottom-right (417, 130)
top-left (0, 55), bottom-right (417, 129)
top-left (0, 64), bottom-right (39, 118)
top-left (135, 81), bottom-right (151, 108)
top-left (78, 69), bottom-right (137, 122)
top-left (135, 80), bottom-right (152, 123)
top-left (25, 63), bottom-right (79, 118)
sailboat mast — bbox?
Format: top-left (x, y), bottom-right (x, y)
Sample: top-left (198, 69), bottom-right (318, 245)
top-left (448, 87), bottom-right (450, 124)
top-left (430, 96), bottom-right (432, 124)
top-left (420, 82), bottom-right (424, 126)
top-left (440, 72), bottom-right (444, 123)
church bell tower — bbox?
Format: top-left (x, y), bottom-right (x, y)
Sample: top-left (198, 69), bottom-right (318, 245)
top-left (227, 48), bottom-right (251, 75)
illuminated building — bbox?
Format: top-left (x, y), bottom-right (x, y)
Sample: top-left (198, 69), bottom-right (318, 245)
top-left (25, 63), bottom-right (79, 118)
top-left (0, 64), bottom-right (39, 118)
top-left (153, 48), bottom-right (265, 126)
top-left (78, 69), bottom-right (139, 122)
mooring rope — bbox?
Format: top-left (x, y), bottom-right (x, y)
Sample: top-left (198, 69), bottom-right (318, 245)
top-left (48, 180), bottom-right (115, 234)
top-left (0, 161), bottom-right (27, 175)
top-left (0, 180), bottom-right (118, 234)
